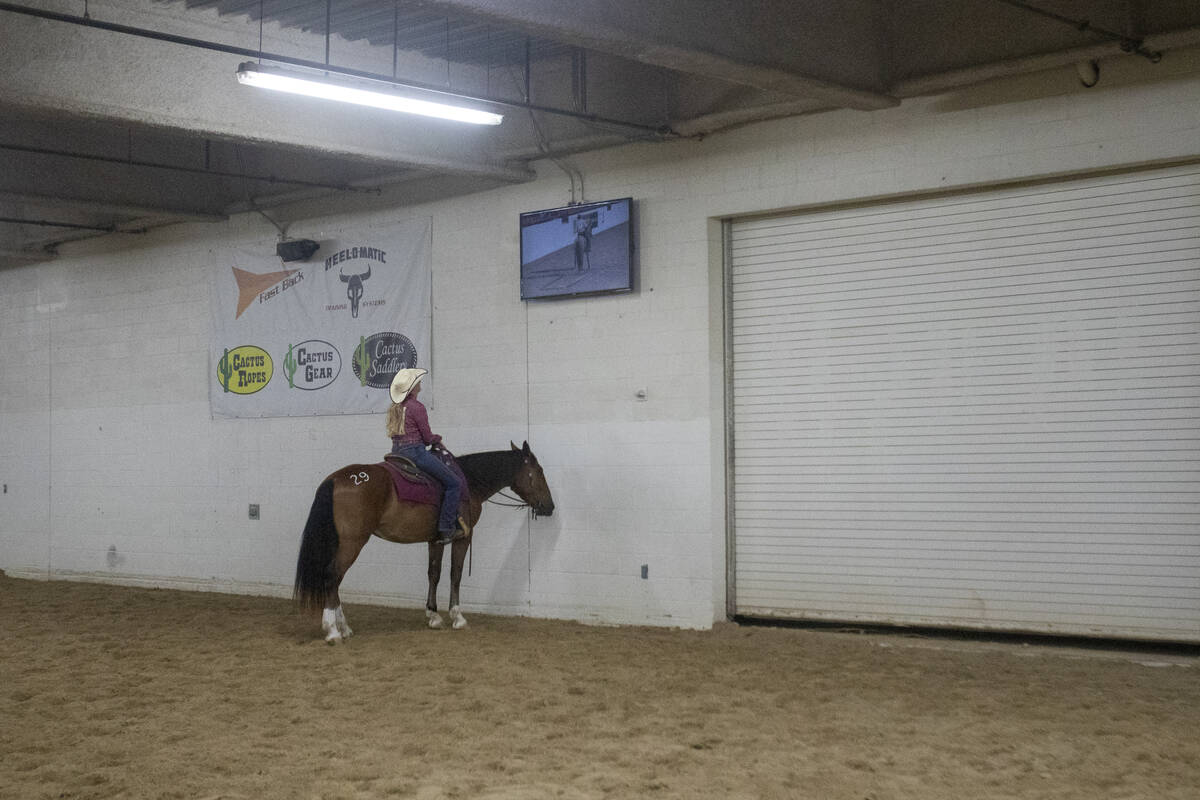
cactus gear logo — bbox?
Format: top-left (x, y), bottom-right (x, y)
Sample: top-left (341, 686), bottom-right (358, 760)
top-left (217, 345), bottom-right (273, 394)
top-left (284, 340), bottom-right (341, 390)
top-left (352, 332), bottom-right (417, 388)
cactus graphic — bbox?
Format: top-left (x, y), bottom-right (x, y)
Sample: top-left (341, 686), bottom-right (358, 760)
top-left (354, 336), bottom-right (371, 386)
top-left (218, 348), bottom-right (233, 393)
top-left (283, 343), bottom-right (297, 388)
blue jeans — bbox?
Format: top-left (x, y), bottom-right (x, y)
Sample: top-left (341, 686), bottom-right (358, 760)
top-left (392, 443), bottom-right (464, 533)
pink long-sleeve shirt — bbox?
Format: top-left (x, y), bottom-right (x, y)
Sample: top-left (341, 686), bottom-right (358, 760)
top-left (391, 397), bottom-right (438, 447)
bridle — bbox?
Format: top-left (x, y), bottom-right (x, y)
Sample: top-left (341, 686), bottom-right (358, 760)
top-left (487, 490), bottom-right (546, 519)
top-left (483, 454), bottom-right (547, 518)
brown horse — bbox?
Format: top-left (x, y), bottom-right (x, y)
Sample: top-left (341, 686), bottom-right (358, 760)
top-left (293, 441), bottom-right (554, 642)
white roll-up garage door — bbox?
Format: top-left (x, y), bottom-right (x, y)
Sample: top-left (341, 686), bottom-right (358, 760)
top-left (729, 164), bottom-right (1200, 642)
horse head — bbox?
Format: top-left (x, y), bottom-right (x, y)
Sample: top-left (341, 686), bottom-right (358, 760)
top-left (339, 264), bottom-right (371, 318)
top-left (510, 440), bottom-right (555, 517)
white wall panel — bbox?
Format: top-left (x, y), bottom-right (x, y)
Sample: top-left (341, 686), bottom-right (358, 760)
top-left (4, 50), bottom-right (1200, 631)
top-left (730, 165), bottom-right (1200, 641)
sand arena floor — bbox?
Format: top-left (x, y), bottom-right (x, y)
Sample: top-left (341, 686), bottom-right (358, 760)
top-left (1, 572), bottom-right (1197, 799)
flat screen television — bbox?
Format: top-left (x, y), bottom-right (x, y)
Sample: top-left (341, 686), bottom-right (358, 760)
top-left (520, 197), bottom-right (634, 300)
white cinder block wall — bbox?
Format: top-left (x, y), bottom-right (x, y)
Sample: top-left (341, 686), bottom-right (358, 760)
top-left (3, 50), bottom-right (1199, 629)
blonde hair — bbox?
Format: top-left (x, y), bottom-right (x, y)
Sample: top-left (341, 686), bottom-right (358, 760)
top-left (385, 402), bottom-right (407, 437)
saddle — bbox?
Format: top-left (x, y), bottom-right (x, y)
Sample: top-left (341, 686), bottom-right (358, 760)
top-left (382, 453), bottom-right (429, 485)
top-left (378, 448), bottom-right (468, 513)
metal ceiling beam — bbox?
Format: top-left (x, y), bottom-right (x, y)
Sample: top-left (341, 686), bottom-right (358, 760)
top-left (0, 247), bottom-right (52, 263)
top-left (894, 25), bottom-right (1200, 97)
top-left (0, 142), bottom-right (376, 194)
top-left (0, 1), bottom-right (668, 137)
top-left (0, 191), bottom-right (227, 224)
top-left (993, 0), bottom-right (1162, 62)
top-left (0, 5), bottom-right (537, 183)
top-left (418, 0), bottom-right (899, 111)
top-left (0, 215), bottom-right (119, 232)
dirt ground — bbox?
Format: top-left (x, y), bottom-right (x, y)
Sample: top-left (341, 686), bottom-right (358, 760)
top-left (1, 573), bottom-right (1197, 800)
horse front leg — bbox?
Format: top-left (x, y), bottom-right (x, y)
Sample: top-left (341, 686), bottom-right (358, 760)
top-left (448, 538), bottom-right (470, 630)
top-left (426, 542), bottom-right (446, 629)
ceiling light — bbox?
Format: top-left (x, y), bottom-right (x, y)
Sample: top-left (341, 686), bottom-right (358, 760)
top-left (235, 62), bottom-right (503, 126)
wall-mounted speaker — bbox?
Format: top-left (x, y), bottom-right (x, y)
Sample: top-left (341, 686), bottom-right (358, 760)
top-left (276, 239), bottom-right (320, 262)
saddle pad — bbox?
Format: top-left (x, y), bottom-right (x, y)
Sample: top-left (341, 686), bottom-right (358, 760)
top-left (378, 450), bottom-right (468, 509)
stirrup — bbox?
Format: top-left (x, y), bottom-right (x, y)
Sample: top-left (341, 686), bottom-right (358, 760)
top-left (456, 514), bottom-right (473, 540)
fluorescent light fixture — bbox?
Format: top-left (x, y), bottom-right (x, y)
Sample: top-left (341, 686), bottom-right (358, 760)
top-left (236, 62), bottom-right (503, 126)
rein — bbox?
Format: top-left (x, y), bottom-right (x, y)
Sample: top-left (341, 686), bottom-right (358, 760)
top-left (487, 490), bottom-right (528, 509)
top-left (487, 490), bottom-right (547, 520)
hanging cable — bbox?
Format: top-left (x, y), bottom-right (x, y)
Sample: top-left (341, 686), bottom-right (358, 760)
top-left (392, 0), bottom-right (399, 79)
top-left (235, 144), bottom-right (288, 237)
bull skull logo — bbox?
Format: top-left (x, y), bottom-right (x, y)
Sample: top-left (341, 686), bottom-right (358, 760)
top-left (339, 265), bottom-right (372, 318)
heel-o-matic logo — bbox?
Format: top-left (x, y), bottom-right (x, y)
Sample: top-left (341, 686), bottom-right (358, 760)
top-left (326, 247), bottom-right (386, 318)
top-left (283, 340), bottom-right (341, 390)
top-left (352, 332), bottom-right (417, 388)
top-left (217, 345), bottom-right (273, 394)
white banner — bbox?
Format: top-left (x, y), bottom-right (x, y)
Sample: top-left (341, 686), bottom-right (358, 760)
top-left (210, 220), bottom-right (431, 418)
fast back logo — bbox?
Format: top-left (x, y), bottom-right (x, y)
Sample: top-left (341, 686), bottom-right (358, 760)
top-left (352, 332), bottom-right (417, 388)
top-left (230, 266), bottom-right (301, 319)
top-left (283, 340), bottom-right (341, 390)
top-left (217, 345), bottom-right (273, 394)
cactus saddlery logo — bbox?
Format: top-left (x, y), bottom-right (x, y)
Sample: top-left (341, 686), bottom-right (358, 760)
top-left (283, 340), bottom-right (341, 390)
top-left (217, 345), bottom-right (273, 394)
top-left (352, 332), bottom-right (417, 388)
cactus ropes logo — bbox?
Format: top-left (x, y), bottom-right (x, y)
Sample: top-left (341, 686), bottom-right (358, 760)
top-left (217, 345), bottom-right (273, 394)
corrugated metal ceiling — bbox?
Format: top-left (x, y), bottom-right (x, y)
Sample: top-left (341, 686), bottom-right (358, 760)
top-left (178, 0), bottom-right (573, 65)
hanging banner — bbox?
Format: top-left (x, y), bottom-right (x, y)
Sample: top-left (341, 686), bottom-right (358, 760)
top-left (210, 219), bottom-right (431, 418)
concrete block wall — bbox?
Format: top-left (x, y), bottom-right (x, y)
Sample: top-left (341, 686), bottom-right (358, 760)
top-left (2, 49), bottom-right (1199, 628)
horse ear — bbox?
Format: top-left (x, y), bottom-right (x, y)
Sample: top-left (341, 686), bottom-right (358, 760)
top-left (522, 440), bottom-right (531, 455)
top-left (511, 441), bottom-right (519, 451)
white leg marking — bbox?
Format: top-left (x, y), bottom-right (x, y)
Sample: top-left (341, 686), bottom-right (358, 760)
top-left (334, 605), bottom-right (353, 638)
top-left (449, 606), bottom-right (467, 630)
top-left (322, 608), bottom-right (343, 644)
top-left (426, 609), bottom-right (444, 629)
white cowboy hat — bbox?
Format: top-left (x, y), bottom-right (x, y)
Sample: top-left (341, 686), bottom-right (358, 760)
top-left (389, 368), bottom-right (427, 403)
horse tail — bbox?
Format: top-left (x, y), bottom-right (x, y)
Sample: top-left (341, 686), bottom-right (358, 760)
top-left (294, 478), bottom-right (337, 613)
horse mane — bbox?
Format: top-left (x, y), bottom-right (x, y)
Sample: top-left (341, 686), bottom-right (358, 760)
top-left (457, 449), bottom-right (522, 493)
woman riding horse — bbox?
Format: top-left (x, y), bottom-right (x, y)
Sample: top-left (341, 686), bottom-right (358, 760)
top-left (385, 368), bottom-right (469, 545)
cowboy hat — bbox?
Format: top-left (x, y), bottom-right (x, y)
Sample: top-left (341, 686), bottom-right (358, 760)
top-left (389, 368), bottom-right (427, 403)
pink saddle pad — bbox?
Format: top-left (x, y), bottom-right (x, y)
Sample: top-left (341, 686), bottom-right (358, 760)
top-left (378, 450), bottom-right (467, 508)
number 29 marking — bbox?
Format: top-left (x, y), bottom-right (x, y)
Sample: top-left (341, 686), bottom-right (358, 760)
top-left (349, 471), bottom-right (369, 485)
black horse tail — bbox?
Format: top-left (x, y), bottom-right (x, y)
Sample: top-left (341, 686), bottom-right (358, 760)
top-left (294, 478), bottom-right (337, 613)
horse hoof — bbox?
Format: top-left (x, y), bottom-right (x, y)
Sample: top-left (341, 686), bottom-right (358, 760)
top-left (450, 607), bottom-right (468, 630)
top-left (426, 610), bottom-right (444, 630)
top-left (324, 632), bottom-right (343, 645)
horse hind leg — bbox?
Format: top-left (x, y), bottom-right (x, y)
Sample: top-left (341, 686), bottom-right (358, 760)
top-left (322, 603), bottom-right (353, 642)
top-left (322, 530), bottom-right (369, 644)
top-left (320, 575), bottom-right (352, 644)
